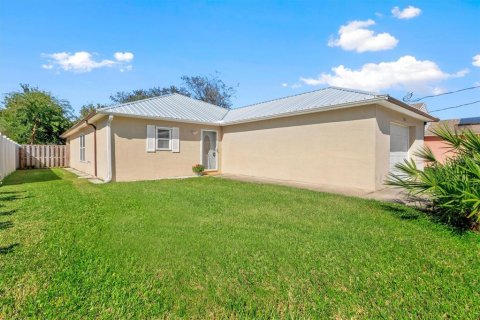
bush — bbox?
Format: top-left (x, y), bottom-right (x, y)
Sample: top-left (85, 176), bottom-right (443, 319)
top-left (192, 164), bottom-right (205, 174)
top-left (386, 125), bottom-right (480, 230)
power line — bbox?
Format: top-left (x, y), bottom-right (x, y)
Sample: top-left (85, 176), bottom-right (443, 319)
top-left (403, 85), bottom-right (480, 102)
top-left (429, 100), bottom-right (480, 113)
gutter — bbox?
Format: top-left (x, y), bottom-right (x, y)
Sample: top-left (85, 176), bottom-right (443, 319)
top-left (104, 115), bottom-right (114, 183)
top-left (85, 120), bottom-right (97, 177)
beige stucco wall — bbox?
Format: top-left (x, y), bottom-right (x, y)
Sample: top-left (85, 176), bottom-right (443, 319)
top-left (374, 106), bottom-right (425, 190)
top-left (67, 117), bottom-right (109, 180)
top-left (221, 105), bottom-right (378, 191)
top-left (111, 116), bottom-right (221, 182)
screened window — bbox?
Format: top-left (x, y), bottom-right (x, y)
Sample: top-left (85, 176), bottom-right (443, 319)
top-left (79, 135), bottom-right (86, 161)
top-left (156, 127), bottom-right (172, 150)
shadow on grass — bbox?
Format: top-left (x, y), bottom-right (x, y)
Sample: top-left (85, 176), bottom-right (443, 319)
top-left (0, 221), bottom-right (14, 230)
top-left (2, 169), bottom-right (61, 186)
top-left (0, 209), bottom-right (16, 216)
top-left (380, 202), bottom-right (472, 235)
top-left (380, 203), bottom-right (421, 221)
top-left (0, 243), bottom-right (19, 255)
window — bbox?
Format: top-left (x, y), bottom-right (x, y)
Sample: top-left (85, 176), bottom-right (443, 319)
top-left (156, 127), bottom-right (172, 150)
top-left (79, 135), bottom-right (86, 161)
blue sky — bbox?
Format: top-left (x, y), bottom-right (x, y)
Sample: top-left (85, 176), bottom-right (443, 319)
top-left (1, 0), bottom-right (479, 119)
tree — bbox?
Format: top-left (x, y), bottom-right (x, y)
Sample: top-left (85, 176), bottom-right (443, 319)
top-left (110, 85), bottom-right (190, 104)
top-left (0, 84), bottom-right (73, 144)
top-left (109, 73), bottom-right (237, 108)
top-left (78, 103), bottom-right (107, 119)
top-left (181, 73), bottom-right (236, 108)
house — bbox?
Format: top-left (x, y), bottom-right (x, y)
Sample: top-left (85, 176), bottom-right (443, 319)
top-left (60, 87), bottom-right (437, 191)
top-left (425, 117), bottom-right (480, 163)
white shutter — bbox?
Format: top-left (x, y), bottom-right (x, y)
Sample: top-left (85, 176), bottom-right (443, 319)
top-left (171, 127), bottom-right (180, 153)
top-left (146, 125), bottom-right (156, 152)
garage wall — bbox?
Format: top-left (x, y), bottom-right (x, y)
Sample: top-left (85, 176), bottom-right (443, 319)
top-left (374, 106), bottom-right (425, 190)
top-left (112, 116), bottom-right (221, 182)
top-left (221, 105), bottom-right (378, 191)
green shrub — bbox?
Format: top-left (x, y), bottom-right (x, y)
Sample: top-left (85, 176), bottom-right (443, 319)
top-left (386, 124), bottom-right (480, 230)
top-left (192, 164), bottom-right (205, 174)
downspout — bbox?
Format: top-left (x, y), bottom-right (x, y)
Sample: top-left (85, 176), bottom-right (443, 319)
top-left (104, 115), bottom-right (114, 183)
top-left (85, 120), bottom-right (97, 177)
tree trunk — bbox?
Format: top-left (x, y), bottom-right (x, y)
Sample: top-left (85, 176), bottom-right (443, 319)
top-left (30, 122), bottom-right (37, 144)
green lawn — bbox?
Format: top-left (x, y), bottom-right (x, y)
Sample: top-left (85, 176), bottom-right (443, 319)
top-left (0, 169), bottom-right (479, 319)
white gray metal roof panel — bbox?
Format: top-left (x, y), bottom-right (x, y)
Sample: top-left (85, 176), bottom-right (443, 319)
top-left (100, 94), bottom-right (228, 123)
top-left (222, 87), bottom-right (382, 123)
top-left (99, 87), bottom-right (388, 125)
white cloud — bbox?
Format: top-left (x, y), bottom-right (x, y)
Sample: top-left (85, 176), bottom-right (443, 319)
top-left (42, 51), bottom-right (134, 73)
top-left (120, 65), bottom-right (133, 73)
top-left (114, 52), bottom-right (134, 62)
top-left (281, 82), bottom-right (302, 89)
top-left (473, 54), bottom-right (480, 67)
top-left (392, 6), bottom-right (421, 19)
top-left (432, 87), bottom-right (446, 95)
top-left (300, 55), bottom-right (467, 93)
top-left (328, 19), bottom-right (398, 52)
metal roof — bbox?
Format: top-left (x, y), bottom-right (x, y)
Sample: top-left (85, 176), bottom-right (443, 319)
top-left (100, 93), bottom-right (228, 124)
top-left (221, 87), bottom-right (383, 123)
top-left (99, 87), bottom-right (387, 125)
top-left (459, 116), bottom-right (480, 126)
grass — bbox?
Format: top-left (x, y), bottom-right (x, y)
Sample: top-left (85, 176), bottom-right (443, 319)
top-left (0, 169), bottom-right (479, 319)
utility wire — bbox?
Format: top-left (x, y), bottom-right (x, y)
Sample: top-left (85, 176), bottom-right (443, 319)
top-left (429, 100), bottom-right (480, 113)
top-left (403, 85), bottom-right (480, 102)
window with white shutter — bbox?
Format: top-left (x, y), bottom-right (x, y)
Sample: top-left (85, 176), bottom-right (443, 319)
top-left (79, 135), bottom-right (86, 161)
top-left (146, 125), bottom-right (156, 152)
top-left (156, 127), bottom-right (172, 151)
top-left (172, 127), bottom-right (180, 153)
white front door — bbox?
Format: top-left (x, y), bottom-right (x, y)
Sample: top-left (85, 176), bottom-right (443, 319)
top-left (390, 123), bottom-right (409, 171)
top-left (202, 130), bottom-right (218, 170)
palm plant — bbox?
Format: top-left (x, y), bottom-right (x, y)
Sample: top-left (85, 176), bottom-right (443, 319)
top-left (386, 124), bottom-right (480, 230)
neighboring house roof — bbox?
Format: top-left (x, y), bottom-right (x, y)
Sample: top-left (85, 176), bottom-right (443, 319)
top-left (62, 86), bottom-right (437, 137)
top-left (425, 117), bottom-right (480, 136)
top-left (410, 102), bottom-right (428, 113)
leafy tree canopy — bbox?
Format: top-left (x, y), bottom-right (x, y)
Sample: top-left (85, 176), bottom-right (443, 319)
top-left (0, 84), bottom-right (74, 144)
top-left (110, 85), bottom-right (190, 104)
top-left (110, 73), bottom-right (237, 108)
top-left (78, 103), bottom-right (107, 119)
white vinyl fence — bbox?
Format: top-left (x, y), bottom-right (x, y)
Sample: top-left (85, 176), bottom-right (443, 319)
top-left (0, 133), bottom-right (20, 181)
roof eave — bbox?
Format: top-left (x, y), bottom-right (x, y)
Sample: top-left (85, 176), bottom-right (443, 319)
top-left (385, 96), bottom-right (438, 122)
top-left (97, 110), bottom-right (221, 126)
top-left (60, 112), bottom-right (106, 138)
top-left (219, 98), bottom-right (387, 126)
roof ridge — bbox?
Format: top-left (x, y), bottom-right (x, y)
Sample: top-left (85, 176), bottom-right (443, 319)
top-left (101, 93), bottom-right (177, 111)
top-left (327, 86), bottom-right (383, 96)
top-left (102, 92), bottom-right (230, 113)
top-left (230, 86), bottom-right (380, 111)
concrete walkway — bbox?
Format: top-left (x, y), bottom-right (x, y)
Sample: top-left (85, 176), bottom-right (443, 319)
top-left (218, 173), bottom-right (409, 203)
top-left (64, 168), bottom-right (105, 184)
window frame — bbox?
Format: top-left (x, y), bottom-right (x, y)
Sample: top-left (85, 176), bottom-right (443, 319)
top-left (156, 127), bottom-right (172, 151)
top-left (79, 134), bottom-right (86, 162)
